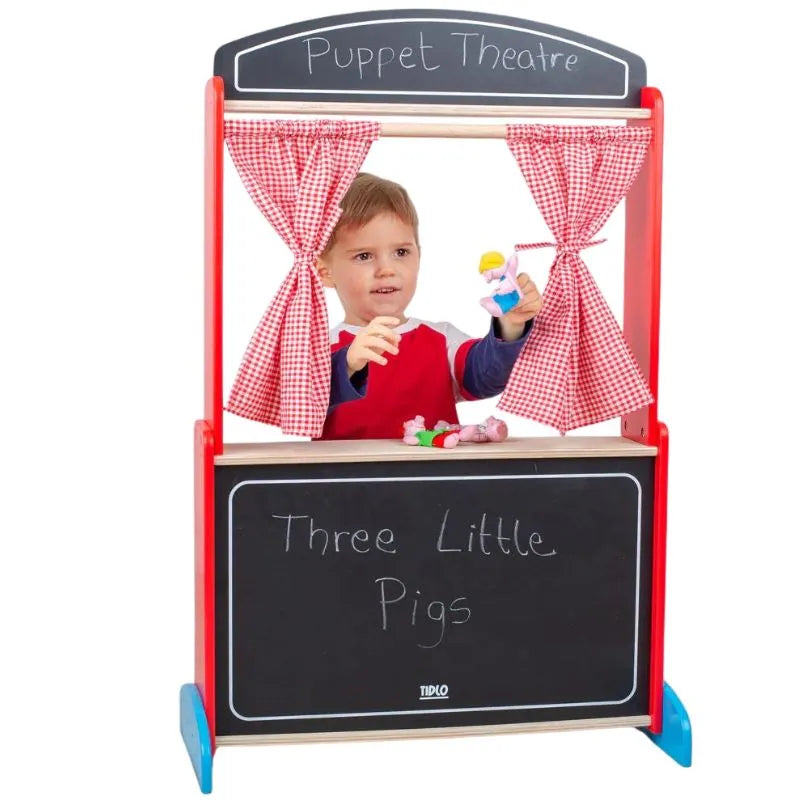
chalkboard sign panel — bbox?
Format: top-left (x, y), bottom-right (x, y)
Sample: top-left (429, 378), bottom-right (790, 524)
top-left (214, 10), bottom-right (647, 107)
top-left (215, 457), bottom-right (653, 736)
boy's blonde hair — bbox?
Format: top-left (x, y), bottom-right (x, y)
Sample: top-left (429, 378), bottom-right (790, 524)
top-left (323, 172), bottom-right (419, 254)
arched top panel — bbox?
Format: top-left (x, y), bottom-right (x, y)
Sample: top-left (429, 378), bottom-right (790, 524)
top-left (214, 9), bottom-right (647, 107)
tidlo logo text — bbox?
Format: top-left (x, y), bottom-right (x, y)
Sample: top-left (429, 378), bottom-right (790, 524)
top-left (419, 684), bottom-right (449, 700)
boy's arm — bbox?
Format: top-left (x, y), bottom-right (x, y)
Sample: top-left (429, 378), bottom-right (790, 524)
top-left (329, 348), bottom-right (368, 411)
top-left (457, 318), bottom-right (533, 400)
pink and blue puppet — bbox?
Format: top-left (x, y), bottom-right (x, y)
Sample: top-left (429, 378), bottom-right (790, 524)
top-left (478, 251), bottom-right (521, 317)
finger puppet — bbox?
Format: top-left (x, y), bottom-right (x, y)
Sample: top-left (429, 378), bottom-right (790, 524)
top-left (434, 416), bottom-right (509, 443)
top-left (402, 415), bottom-right (460, 448)
top-left (479, 251), bottom-right (521, 317)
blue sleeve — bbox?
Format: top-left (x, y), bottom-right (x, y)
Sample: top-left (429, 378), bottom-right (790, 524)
top-left (329, 347), bottom-right (368, 412)
top-left (462, 318), bottom-right (533, 399)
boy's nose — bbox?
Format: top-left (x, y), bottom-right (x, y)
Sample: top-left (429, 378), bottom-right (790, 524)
top-left (374, 257), bottom-right (396, 277)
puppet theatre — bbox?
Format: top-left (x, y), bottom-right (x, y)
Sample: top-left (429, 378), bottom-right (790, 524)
top-left (179, 10), bottom-right (691, 793)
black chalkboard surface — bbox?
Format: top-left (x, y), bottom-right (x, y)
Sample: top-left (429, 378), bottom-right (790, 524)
top-left (215, 456), bottom-right (653, 737)
top-left (214, 10), bottom-right (646, 107)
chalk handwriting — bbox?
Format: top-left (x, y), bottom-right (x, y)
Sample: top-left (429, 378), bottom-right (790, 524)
top-left (450, 33), bottom-right (577, 71)
top-left (272, 514), bottom-right (396, 555)
top-left (304, 32), bottom-right (440, 79)
top-left (302, 30), bottom-right (578, 79)
top-left (436, 509), bottom-right (557, 557)
top-left (375, 577), bottom-right (471, 649)
top-left (268, 509), bottom-right (554, 649)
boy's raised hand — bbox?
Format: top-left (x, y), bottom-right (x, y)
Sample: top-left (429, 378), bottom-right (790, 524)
top-left (498, 272), bottom-right (543, 341)
top-left (346, 316), bottom-right (402, 377)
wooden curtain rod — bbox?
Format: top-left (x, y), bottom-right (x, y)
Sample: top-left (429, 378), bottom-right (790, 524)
top-left (225, 100), bottom-right (651, 120)
top-left (377, 123), bottom-right (505, 138)
top-left (223, 119), bottom-right (647, 140)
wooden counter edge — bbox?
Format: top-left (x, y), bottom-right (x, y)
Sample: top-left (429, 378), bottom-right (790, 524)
top-left (216, 714), bottom-right (651, 745)
top-left (215, 436), bottom-right (658, 465)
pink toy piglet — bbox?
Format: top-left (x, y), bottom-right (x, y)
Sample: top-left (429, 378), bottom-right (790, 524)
top-left (434, 416), bottom-right (509, 444)
top-left (402, 416), bottom-right (460, 448)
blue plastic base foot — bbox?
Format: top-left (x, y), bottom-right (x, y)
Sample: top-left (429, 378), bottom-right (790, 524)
top-left (643, 682), bottom-right (692, 767)
top-left (180, 683), bottom-right (213, 793)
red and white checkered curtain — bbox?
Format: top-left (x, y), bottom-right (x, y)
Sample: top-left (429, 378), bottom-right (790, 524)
top-left (500, 125), bottom-right (654, 434)
top-left (224, 120), bottom-right (380, 436)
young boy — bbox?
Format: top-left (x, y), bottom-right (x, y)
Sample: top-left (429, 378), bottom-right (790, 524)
top-left (316, 173), bottom-right (543, 440)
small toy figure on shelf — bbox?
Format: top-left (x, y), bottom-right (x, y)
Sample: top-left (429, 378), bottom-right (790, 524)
top-left (402, 416), bottom-right (509, 447)
top-left (436, 416), bottom-right (509, 444)
top-left (479, 251), bottom-right (521, 317)
top-left (402, 416), bottom-right (461, 448)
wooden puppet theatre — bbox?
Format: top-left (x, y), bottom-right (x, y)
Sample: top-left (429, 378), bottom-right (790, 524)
top-left (180, 10), bottom-right (692, 794)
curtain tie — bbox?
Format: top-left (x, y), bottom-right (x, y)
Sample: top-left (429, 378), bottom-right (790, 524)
top-left (515, 238), bottom-right (607, 257)
top-left (293, 252), bottom-right (318, 269)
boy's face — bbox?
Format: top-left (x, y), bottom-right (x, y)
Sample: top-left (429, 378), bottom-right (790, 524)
top-left (318, 212), bottom-right (420, 327)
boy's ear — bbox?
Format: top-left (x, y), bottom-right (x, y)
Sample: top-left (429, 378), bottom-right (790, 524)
top-left (316, 258), bottom-right (335, 288)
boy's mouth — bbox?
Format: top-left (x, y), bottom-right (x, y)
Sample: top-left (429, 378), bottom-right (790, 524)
top-left (372, 287), bottom-right (399, 295)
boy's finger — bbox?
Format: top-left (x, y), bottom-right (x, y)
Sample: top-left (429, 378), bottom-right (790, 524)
top-left (351, 346), bottom-right (385, 367)
top-left (506, 293), bottom-right (542, 316)
top-left (361, 349), bottom-right (388, 367)
top-left (521, 288), bottom-right (541, 306)
top-left (513, 300), bottom-right (541, 316)
top-left (361, 335), bottom-right (400, 355)
top-left (368, 324), bottom-right (402, 343)
top-left (369, 316), bottom-right (401, 328)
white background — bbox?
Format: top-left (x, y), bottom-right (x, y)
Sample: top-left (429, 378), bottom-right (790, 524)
top-left (3, 1), bottom-right (798, 798)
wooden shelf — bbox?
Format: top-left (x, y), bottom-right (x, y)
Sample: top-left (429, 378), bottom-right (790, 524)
top-left (215, 436), bottom-right (657, 466)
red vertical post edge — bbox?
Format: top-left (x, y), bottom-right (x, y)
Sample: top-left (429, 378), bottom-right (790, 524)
top-left (623, 87), bottom-right (666, 733)
top-left (194, 420), bottom-right (216, 750)
top-left (192, 75), bottom-right (224, 751)
top-left (649, 421), bottom-right (669, 734)
top-left (205, 76), bottom-right (224, 453)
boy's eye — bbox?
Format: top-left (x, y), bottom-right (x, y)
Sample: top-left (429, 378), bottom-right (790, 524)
top-left (354, 252), bottom-right (372, 262)
top-left (396, 248), bottom-right (409, 257)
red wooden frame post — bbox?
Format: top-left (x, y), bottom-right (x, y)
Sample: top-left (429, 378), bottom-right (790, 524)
top-left (205, 76), bottom-right (225, 452)
top-left (649, 420), bottom-right (669, 734)
top-left (623, 87), bottom-right (667, 733)
top-left (194, 419), bottom-right (216, 749)
top-left (192, 75), bottom-right (225, 753)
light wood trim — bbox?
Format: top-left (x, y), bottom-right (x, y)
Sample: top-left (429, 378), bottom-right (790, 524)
top-left (217, 715), bottom-right (650, 745)
top-left (225, 100), bottom-right (651, 120)
top-left (382, 122), bottom-right (504, 138)
top-left (216, 436), bottom-right (657, 465)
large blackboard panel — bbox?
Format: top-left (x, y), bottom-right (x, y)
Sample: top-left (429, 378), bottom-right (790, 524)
top-left (214, 10), bottom-right (646, 107)
top-left (215, 457), bottom-right (653, 736)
